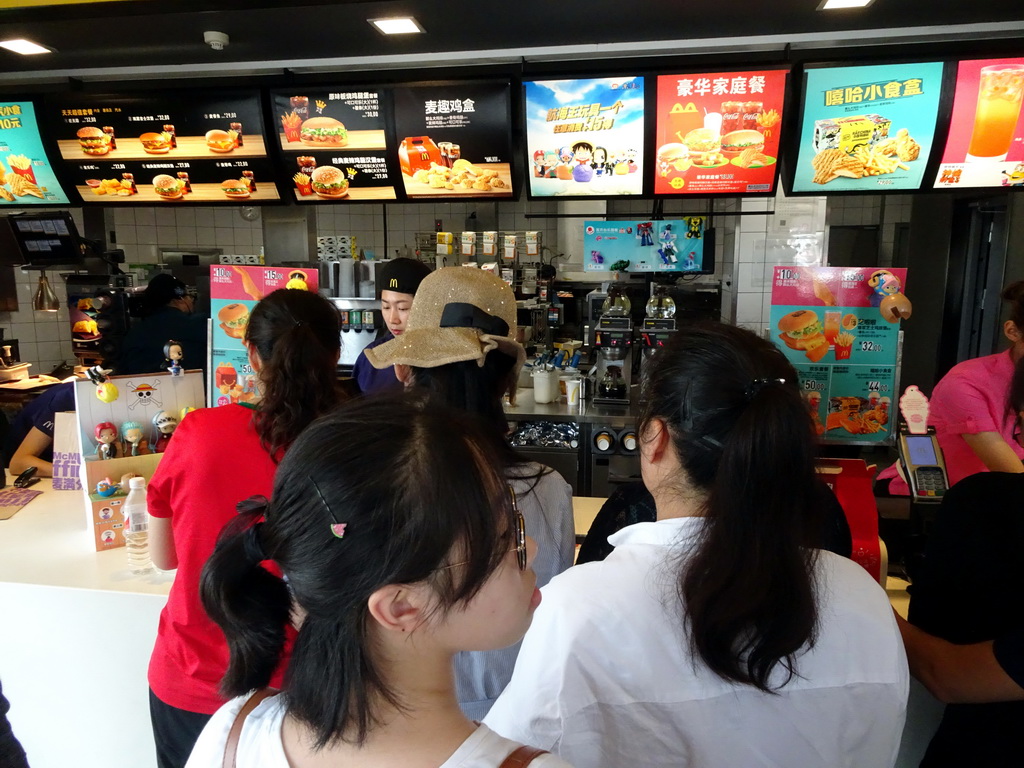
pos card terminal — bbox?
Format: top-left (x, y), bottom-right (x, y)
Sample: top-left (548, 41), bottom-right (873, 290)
top-left (898, 428), bottom-right (949, 500)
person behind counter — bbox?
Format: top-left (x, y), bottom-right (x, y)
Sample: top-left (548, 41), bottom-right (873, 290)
top-left (188, 398), bottom-right (569, 768)
top-left (352, 257), bottom-right (431, 394)
top-left (485, 322), bottom-right (908, 768)
top-left (878, 280), bottom-right (1024, 493)
top-left (3, 380), bottom-right (75, 477)
top-left (145, 289), bottom-right (343, 768)
top-left (116, 273), bottom-right (207, 376)
top-left (365, 266), bottom-right (576, 719)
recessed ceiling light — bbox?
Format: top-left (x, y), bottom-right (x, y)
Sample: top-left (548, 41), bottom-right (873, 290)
top-left (0, 39), bottom-right (53, 55)
top-left (818, 0), bottom-right (875, 8)
top-left (368, 17), bottom-right (424, 35)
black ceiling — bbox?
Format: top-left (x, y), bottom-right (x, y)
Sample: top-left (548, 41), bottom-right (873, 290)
top-left (0, 0), bottom-right (1023, 88)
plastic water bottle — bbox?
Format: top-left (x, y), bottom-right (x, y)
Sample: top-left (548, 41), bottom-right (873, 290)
top-left (123, 477), bottom-right (153, 575)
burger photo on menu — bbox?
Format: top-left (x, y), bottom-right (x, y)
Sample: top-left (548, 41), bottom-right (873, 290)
top-left (152, 174), bottom-right (185, 200)
top-left (777, 309), bottom-right (828, 362)
top-left (218, 303), bottom-right (250, 339)
top-left (77, 126), bottom-right (112, 156)
top-left (220, 179), bottom-right (251, 199)
top-left (300, 117), bottom-right (348, 147)
top-left (310, 166), bottom-right (350, 198)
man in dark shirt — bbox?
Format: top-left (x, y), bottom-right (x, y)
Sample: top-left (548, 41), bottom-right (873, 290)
top-left (116, 274), bottom-right (207, 376)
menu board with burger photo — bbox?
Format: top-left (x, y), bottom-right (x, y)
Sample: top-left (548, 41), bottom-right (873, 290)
top-left (0, 100), bottom-right (70, 205)
top-left (208, 264), bottom-right (319, 407)
top-left (934, 58), bottom-right (1024, 189)
top-left (46, 90), bottom-right (280, 204)
top-left (270, 88), bottom-right (396, 202)
top-left (653, 70), bottom-right (787, 196)
top-left (791, 62), bottom-right (944, 193)
top-left (770, 266), bottom-right (908, 445)
top-left (391, 82), bottom-right (513, 199)
top-left (524, 76), bottom-right (645, 197)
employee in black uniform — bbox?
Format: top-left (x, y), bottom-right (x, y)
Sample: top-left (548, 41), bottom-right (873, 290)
top-left (116, 274), bottom-right (207, 375)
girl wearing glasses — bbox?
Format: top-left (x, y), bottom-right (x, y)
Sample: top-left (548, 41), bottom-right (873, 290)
top-left (365, 267), bottom-right (576, 719)
top-left (486, 322), bottom-right (908, 768)
top-left (189, 398), bottom-right (567, 768)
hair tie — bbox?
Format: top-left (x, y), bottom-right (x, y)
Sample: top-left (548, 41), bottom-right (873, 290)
top-left (746, 377), bottom-right (787, 402)
top-left (242, 522), bottom-right (267, 563)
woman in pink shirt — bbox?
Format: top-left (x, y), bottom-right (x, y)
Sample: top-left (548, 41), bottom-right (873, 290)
top-left (881, 281), bottom-right (1024, 493)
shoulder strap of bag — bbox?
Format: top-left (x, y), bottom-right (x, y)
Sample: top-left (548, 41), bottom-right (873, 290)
top-left (499, 745), bottom-right (549, 768)
top-left (222, 688), bottom-right (280, 768)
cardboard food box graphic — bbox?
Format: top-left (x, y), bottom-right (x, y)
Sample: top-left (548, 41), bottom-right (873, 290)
top-left (813, 114), bottom-right (892, 153)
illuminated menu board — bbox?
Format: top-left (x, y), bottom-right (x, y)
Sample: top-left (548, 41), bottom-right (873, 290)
top-left (654, 70), bottom-right (787, 196)
top-left (791, 62), bottom-right (944, 193)
top-left (934, 57), bottom-right (1024, 189)
top-left (524, 76), bottom-right (645, 197)
top-left (46, 90), bottom-right (280, 204)
top-left (270, 88), bottom-right (396, 202)
top-left (0, 100), bottom-right (70, 205)
top-left (392, 82), bottom-right (513, 199)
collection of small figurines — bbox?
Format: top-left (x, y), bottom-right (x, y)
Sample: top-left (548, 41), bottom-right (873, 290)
top-left (164, 339), bottom-right (184, 376)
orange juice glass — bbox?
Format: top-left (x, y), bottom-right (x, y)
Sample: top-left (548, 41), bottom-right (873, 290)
top-left (823, 310), bottom-right (841, 347)
top-left (967, 64), bottom-right (1024, 162)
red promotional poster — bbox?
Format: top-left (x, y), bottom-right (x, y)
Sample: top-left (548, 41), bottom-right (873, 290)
top-left (934, 57), bottom-right (1024, 189)
top-left (654, 69), bottom-right (787, 195)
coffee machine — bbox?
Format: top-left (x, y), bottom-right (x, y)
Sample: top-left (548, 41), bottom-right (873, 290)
top-left (592, 286), bottom-right (634, 406)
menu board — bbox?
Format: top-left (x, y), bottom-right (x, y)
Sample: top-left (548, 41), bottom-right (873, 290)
top-left (208, 265), bottom-right (319, 408)
top-left (524, 76), bottom-right (645, 197)
top-left (392, 83), bottom-right (513, 199)
top-left (0, 100), bottom-right (70, 205)
top-left (791, 62), bottom-right (944, 193)
top-left (770, 266), bottom-right (908, 445)
top-left (583, 218), bottom-right (706, 273)
top-left (270, 88), bottom-right (396, 202)
top-left (654, 70), bottom-right (787, 195)
top-left (934, 58), bottom-right (1024, 189)
top-left (47, 90), bottom-right (280, 204)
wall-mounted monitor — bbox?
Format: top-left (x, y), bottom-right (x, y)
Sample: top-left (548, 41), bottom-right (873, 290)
top-left (654, 69), bottom-right (788, 196)
top-left (0, 99), bottom-right (71, 205)
top-left (44, 89), bottom-right (281, 204)
top-left (789, 61), bottom-right (945, 194)
top-left (524, 76), bottom-right (645, 198)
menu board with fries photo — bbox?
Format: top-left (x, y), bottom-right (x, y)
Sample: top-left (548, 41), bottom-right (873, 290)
top-left (654, 69), bottom-right (787, 196)
top-left (792, 62), bottom-right (944, 193)
top-left (0, 101), bottom-right (70, 205)
top-left (770, 266), bottom-right (908, 445)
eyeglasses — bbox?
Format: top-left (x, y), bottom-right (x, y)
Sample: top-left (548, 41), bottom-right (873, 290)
top-left (439, 486), bottom-right (527, 572)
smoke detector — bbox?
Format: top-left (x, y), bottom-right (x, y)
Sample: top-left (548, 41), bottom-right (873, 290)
top-left (204, 31), bottom-right (229, 51)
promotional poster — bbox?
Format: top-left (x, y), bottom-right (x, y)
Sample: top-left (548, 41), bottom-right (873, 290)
top-left (583, 218), bottom-right (705, 273)
top-left (770, 266), bottom-right (908, 444)
top-left (271, 88), bottom-right (396, 202)
top-left (0, 100), bottom-right (70, 205)
top-left (792, 62), bottom-right (944, 193)
top-left (208, 265), bottom-right (320, 408)
top-left (654, 69), bottom-right (787, 195)
top-left (47, 90), bottom-right (280, 203)
top-left (934, 58), bottom-right (1024, 189)
top-left (392, 83), bottom-right (513, 199)
top-left (524, 77), bottom-right (645, 197)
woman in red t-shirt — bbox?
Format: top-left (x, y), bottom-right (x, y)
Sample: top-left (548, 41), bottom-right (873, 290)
top-left (146, 288), bottom-right (342, 768)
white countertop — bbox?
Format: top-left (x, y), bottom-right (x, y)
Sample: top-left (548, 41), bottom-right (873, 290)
top-left (0, 475), bottom-right (173, 596)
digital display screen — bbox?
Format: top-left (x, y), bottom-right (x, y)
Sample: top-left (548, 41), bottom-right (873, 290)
top-left (906, 435), bottom-right (938, 466)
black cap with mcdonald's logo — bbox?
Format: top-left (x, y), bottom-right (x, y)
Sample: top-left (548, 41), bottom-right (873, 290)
top-left (378, 257), bottom-right (432, 298)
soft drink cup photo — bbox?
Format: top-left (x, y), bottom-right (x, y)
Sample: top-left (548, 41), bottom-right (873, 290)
top-left (966, 64), bottom-right (1024, 162)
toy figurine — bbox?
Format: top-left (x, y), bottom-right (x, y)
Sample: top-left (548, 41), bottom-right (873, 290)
top-left (152, 411), bottom-right (178, 453)
top-left (121, 420), bottom-right (148, 457)
top-left (95, 422), bottom-right (119, 460)
top-left (164, 339), bottom-right (184, 376)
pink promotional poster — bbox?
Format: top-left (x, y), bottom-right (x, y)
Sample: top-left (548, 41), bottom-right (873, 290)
top-left (770, 266), bottom-right (909, 445)
top-left (934, 57), bottom-right (1024, 189)
top-left (209, 265), bottom-right (319, 407)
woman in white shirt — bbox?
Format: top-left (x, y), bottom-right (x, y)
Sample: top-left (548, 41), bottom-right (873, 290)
top-left (486, 322), bottom-right (909, 768)
top-left (187, 397), bottom-right (571, 768)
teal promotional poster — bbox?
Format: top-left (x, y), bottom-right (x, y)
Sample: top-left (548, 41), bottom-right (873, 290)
top-left (770, 266), bottom-right (908, 444)
top-left (583, 218), bottom-right (704, 272)
top-left (792, 62), bottom-right (944, 193)
top-left (0, 101), bottom-right (70, 205)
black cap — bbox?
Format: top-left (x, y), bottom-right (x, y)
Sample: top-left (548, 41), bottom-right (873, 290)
top-left (378, 258), bottom-right (431, 298)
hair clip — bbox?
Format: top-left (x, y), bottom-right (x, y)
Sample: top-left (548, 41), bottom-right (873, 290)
top-left (310, 475), bottom-right (347, 539)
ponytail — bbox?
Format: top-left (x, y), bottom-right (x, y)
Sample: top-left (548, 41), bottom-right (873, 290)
top-left (199, 499), bottom-right (292, 697)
